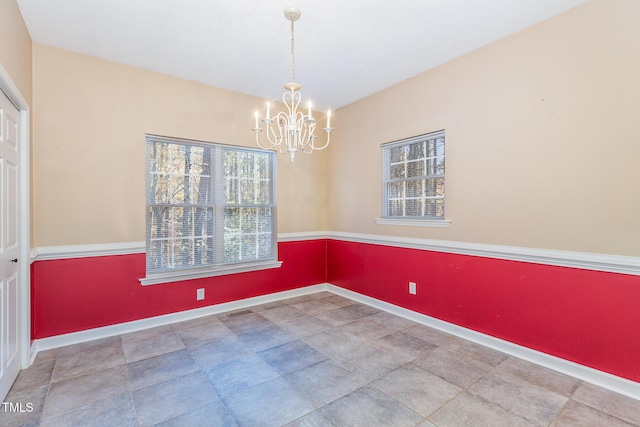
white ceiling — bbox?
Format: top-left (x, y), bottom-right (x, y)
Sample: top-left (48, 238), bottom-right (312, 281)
top-left (16, 0), bottom-right (588, 110)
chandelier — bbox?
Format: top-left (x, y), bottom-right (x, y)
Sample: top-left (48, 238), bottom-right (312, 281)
top-left (253, 7), bottom-right (333, 161)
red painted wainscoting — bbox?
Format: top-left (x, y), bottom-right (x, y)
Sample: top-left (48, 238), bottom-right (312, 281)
top-left (327, 239), bottom-right (640, 383)
top-left (31, 239), bottom-right (327, 339)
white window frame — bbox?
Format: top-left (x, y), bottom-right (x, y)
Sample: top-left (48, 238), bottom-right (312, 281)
top-left (141, 134), bottom-right (281, 285)
top-left (376, 130), bottom-right (451, 227)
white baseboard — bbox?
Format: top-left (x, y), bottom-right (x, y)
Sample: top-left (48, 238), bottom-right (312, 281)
top-left (32, 282), bottom-right (640, 401)
top-left (29, 342), bottom-right (38, 367)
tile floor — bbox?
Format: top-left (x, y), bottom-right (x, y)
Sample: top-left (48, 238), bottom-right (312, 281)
top-left (2, 291), bottom-right (640, 426)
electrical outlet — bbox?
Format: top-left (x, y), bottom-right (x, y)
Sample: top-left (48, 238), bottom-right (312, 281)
top-left (197, 288), bottom-right (205, 301)
top-left (409, 281), bottom-right (417, 295)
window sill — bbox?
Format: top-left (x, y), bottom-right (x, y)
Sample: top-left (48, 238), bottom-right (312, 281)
top-left (375, 218), bottom-right (452, 228)
top-left (140, 260), bottom-right (283, 286)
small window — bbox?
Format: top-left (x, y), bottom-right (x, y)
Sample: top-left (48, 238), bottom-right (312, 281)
top-left (142, 135), bottom-right (280, 285)
top-left (379, 131), bottom-right (449, 226)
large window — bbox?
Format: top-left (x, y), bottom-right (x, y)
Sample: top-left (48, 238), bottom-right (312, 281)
top-left (378, 130), bottom-right (450, 227)
top-left (142, 135), bottom-right (279, 285)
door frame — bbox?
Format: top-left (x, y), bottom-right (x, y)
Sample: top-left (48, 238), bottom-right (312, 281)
top-left (0, 62), bottom-right (32, 369)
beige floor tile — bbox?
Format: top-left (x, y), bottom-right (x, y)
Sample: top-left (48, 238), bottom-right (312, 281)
top-left (429, 392), bottom-right (538, 427)
top-left (290, 299), bottom-right (340, 315)
top-left (276, 314), bottom-right (333, 337)
top-left (285, 359), bottom-right (365, 407)
top-left (283, 295), bottom-right (317, 305)
top-left (206, 352), bottom-right (280, 397)
top-left (369, 312), bottom-right (418, 331)
top-left (320, 294), bottom-right (357, 307)
top-left (121, 324), bottom-right (174, 344)
top-left (132, 372), bottom-right (219, 427)
top-left (189, 335), bottom-right (253, 370)
top-left (413, 346), bottom-right (493, 388)
top-left (372, 363), bottom-right (462, 416)
top-left (440, 335), bottom-right (509, 367)
top-left (260, 305), bottom-right (306, 322)
top-left (346, 341), bottom-right (414, 382)
top-left (285, 409), bottom-right (336, 427)
top-left (312, 307), bottom-right (362, 326)
top-left (237, 323), bottom-right (296, 352)
top-left (403, 323), bottom-right (452, 346)
top-left (341, 303), bottom-right (384, 318)
top-left (42, 365), bottom-right (130, 418)
top-left (375, 331), bottom-right (437, 359)
top-left (550, 399), bottom-right (637, 427)
top-left (170, 314), bottom-right (222, 331)
top-left (338, 317), bottom-right (396, 341)
top-left (222, 377), bottom-right (314, 427)
top-left (176, 320), bottom-right (235, 349)
top-left (0, 384), bottom-right (49, 427)
top-left (308, 291), bottom-right (335, 300)
top-left (10, 358), bottom-right (56, 391)
top-left (128, 349), bottom-right (199, 391)
top-left (122, 330), bottom-right (185, 363)
top-left (39, 393), bottom-right (136, 427)
top-left (218, 311), bottom-right (273, 334)
top-left (320, 386), bottom-right (422, 427)
top-left (572, 381), bottom-right (640, 426)
top-left (154, 402), bottom-right (236, 427)
top-left (496, 357), bottom-right (581, 397)
top-left (52, 336), bottom-right (126, 382)
top-left (468, 369), bottom-right (568, 425)
top-left (258, 340), bottom-right (327, 375)
top-left (302, 328), bottom-right (377, 372)
top-left (249, 300), bottom-right (288, 312)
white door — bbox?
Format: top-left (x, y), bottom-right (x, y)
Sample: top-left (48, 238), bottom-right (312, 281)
top-left (0, 89), bottom-right (21, 401)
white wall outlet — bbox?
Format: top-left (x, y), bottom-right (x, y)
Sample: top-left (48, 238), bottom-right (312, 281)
top-left (197, 288), bottom-right (205, 301)
top-left (409, 281), bottom-right (417, 295)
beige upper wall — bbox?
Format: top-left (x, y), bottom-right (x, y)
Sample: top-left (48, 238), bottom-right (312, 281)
top-left (0, 0), bottom-right (32, 103)
top-left (329, 0), bottom-right (640, 256)
top-left (32, 44), bottom-right (327, 247)
top-left (27, 0), bottom-right (640, 255)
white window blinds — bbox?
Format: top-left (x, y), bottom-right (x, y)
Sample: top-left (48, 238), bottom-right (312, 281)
top-left (145, 135), bottom-right (276, 278)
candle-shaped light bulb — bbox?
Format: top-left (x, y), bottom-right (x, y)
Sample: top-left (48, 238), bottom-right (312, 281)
top-left (266, 101), bottom-right (271, 119)
top-left (307, 100), bottom-right (312, 117)
top-left (327, 109), bottom-right (332, 128)
top-left (254, 111), bottom-right (259, 128)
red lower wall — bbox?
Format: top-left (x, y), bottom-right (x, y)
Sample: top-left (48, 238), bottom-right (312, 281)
top-left (31, 240), bottom-right (327, 339)
top-left (31, 237), bottom-right (640, 383)
top-left (327, 239), bottom-right (640, 383)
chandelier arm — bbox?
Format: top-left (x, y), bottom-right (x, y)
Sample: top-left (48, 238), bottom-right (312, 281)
top-left (283, 89), bottom-right (301, 118)
top-left (301, 136), bottom-right (315, 154)
top-left (310, 130), bottom-right (331, 151)
top-left (255, 131), bottom-right (273, 150)
top-left (271, 114), bottom-right (287, 147)
top-left (295, 111), bottom-right (308, 147)
top-left (263, 128), bottom-right (277, 149)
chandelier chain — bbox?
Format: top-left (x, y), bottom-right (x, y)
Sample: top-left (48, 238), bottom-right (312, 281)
top-left (290, 18), bottom-right (295, 83)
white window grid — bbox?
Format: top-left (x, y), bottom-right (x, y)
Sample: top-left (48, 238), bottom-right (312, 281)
top-left (382, 130), bottom-right (445, 219)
